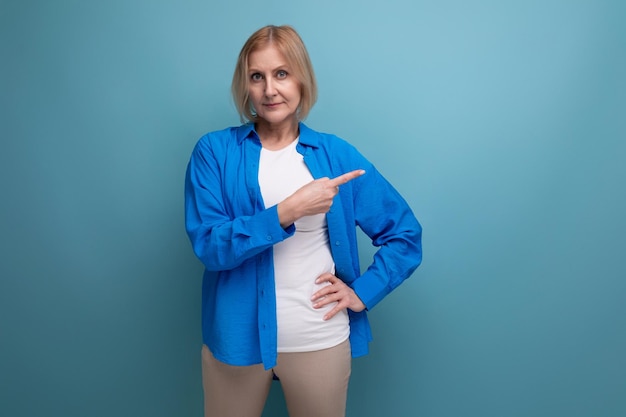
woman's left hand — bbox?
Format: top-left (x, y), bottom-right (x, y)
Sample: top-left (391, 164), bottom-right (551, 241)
top-left (311, 273), bottom-right (366, 321)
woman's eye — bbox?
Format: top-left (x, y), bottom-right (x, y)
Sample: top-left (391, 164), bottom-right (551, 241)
top-left (276, 70), bottom-right (288, 79)
top-left (250, 73), bottom-right (263, 81)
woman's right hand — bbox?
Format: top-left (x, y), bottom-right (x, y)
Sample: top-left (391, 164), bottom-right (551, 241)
top-left (277, 169), bottom-right (365, 228)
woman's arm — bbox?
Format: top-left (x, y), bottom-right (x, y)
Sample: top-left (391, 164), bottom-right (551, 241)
top-left (184, 140), bottom-right (294, 271)
top-left (351, 166), bottom-right (423, 309)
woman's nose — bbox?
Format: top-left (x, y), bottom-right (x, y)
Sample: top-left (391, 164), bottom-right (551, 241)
top-left (264, 78), bottom-right (277, 96)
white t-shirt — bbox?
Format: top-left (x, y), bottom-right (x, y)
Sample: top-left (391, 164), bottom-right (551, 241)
top-left (258, 138), bottom-right (350, 352)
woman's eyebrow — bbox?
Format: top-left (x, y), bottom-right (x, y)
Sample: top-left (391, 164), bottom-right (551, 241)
top-left (248, 64), bottom-right (289, 73)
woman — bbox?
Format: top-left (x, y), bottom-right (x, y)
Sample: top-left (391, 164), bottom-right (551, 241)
top-left (185, 25), bottom-right (422, 417)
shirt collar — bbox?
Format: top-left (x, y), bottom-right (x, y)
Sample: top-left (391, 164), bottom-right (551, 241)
top-left (236, 123), bottom-right (256, 144)
top-left (235, 122), bottom-right (320, 148)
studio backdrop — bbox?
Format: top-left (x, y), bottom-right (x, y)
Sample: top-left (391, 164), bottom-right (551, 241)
top-left (1, 1), bottom-right (624, 416)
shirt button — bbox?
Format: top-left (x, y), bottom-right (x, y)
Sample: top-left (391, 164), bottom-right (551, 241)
top-left (335, 241), bottom-right (341, 246)
top-left (266, 235), bottom-right (272, 241)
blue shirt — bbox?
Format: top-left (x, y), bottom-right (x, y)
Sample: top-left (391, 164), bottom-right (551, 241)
top-left (185, 122), bottom-right (422, 369)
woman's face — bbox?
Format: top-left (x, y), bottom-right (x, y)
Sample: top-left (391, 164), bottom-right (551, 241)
top-left (247, 45), bottom-right (301, 128)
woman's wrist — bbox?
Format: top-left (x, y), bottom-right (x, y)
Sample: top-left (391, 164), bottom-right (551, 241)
top-left (277, 197), bottom-right (299, 229)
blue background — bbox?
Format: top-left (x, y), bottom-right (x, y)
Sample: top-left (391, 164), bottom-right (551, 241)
top-left (1, 1), bottom-right (624, 416)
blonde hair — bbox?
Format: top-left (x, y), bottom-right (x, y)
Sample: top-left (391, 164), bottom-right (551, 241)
top-left (231, 25), bottom-right (318, 123)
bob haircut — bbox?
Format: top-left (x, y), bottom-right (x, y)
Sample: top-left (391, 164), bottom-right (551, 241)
top-left (231, 25), bottom-right (318, 123)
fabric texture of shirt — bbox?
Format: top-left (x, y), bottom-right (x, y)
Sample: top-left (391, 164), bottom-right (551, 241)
top-left (185, 122), bottom-right (422, 370)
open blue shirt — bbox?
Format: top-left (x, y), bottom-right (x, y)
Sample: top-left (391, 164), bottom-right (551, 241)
top-left (185, 122), bottom-right (422, 369)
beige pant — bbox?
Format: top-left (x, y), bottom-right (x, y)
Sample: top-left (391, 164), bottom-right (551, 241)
top-left (201, 339), bottom-right (352, 417)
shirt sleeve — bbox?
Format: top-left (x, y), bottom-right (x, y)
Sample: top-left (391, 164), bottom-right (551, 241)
top-left (184, 138), bottom-right (295, 271)
top-left (350, 159), bottom-right (423, 310)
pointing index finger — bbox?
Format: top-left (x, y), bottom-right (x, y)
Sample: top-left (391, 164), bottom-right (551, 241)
top-left (329, 169), bottom-right (366, 187)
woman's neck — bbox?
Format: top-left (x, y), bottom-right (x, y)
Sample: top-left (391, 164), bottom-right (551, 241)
top-left (255, 119), bottom-right (299, 150)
